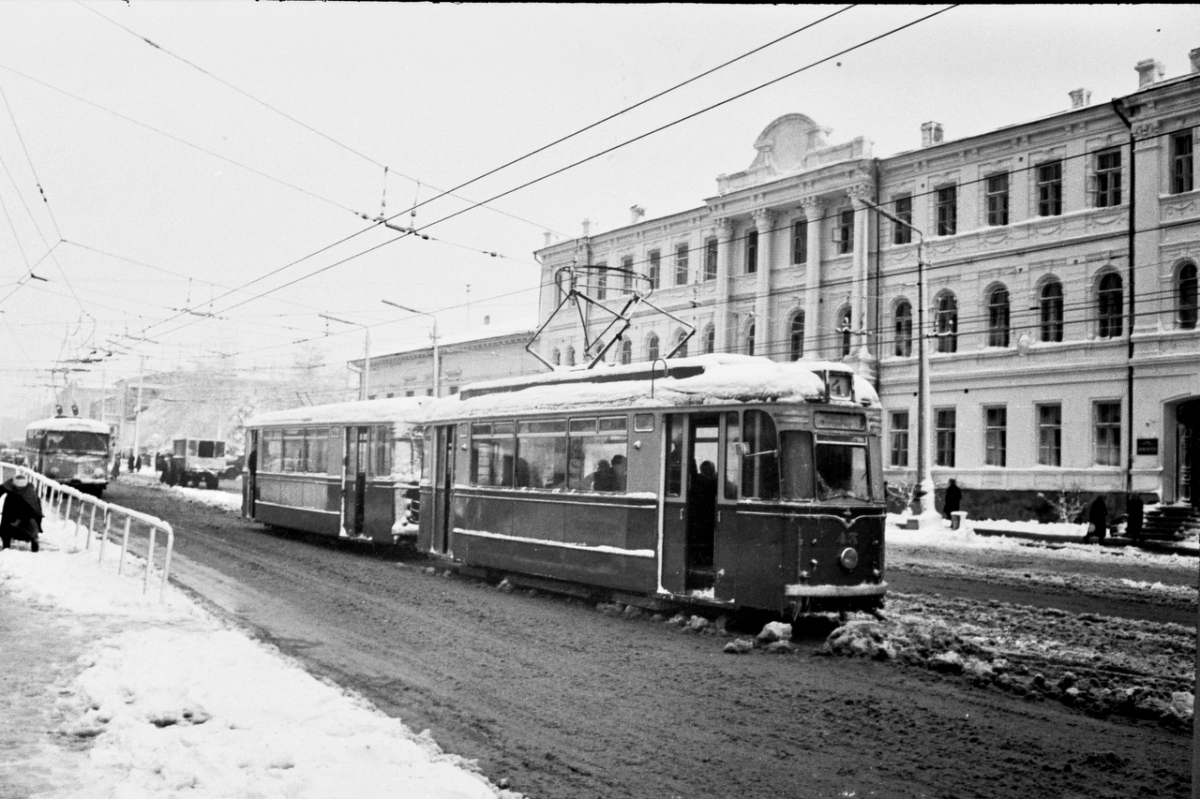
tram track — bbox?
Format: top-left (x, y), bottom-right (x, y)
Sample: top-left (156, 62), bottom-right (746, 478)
top-left (102, 478), bottom-right (1193, 799)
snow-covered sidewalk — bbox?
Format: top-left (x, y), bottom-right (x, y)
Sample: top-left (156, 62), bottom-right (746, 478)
top-left (0, 496), bottom-right (517, 799)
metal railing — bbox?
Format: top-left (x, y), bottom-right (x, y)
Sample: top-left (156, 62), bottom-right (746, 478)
top-left (1, 463), bottom-right (175, 601)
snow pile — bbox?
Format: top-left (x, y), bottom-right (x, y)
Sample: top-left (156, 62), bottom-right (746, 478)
top-left (0, 516), bottom-right (520, 799)
top-left (819, 607), bottom-right (1195, 729)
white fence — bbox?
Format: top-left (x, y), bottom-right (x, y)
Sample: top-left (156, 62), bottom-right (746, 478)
top-left (2, 464), bottom-right (175, 601)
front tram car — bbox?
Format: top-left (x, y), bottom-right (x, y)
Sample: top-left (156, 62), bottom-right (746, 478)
top-left (23, 415), bottom-right (112, 496)
top-left (418, 354), bottom-right (886, 615)
top-left (242, 398), bottom-right (428, 542)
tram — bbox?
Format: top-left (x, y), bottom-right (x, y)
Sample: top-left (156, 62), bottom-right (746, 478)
top-left (417, 354), bottom-right (887, 615)
top-left (23, 414), bottom-right (112, 496)
top-left (242, 398), bottom-right (427, 542)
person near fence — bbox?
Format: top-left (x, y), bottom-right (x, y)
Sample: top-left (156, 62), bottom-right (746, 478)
top-left (1, 472), bottom-right (43, 552)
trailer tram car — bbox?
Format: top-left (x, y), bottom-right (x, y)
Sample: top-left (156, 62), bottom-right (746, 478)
top-left (418, 354), bottom-right (887, 615)
top-left (23, 414), bottom-right (112, 497)
top-left (242, 398), bottom-right (427, 543)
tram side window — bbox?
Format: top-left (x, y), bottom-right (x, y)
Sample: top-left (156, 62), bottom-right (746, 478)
top-left (261, 430), bottom-right (282, 472)
top-left (307, 429), bottom-right (329, 474)
top-left (282, 429), bottom-right (304, 472)
top-left (471, 422), bottom-right (515, 487)
top-left (516, 420), bottom-right (567, 488)
top-left (723, 412), bottom-right (741, 500)
top-left (740, 410), bottom-right (779, 500)
top-left (665, 417), bottom-right (684, 498)
top-left (568, 417), bottom-right (628, 492)
top-left (370, 425), bottom-right (391, 477)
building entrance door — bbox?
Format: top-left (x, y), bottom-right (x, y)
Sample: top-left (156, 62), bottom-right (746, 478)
top-left (1178, 400), bottom-right (1200, 508)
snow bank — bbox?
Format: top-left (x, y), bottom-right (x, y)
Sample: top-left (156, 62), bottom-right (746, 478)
top-left (0, 516), bottom-right (518, 799)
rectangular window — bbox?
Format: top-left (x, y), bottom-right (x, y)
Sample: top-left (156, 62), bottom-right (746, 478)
top-left (515, 419), bottom-right (567, 488)
top-left (647, 250), bottom-right (660, 290)
top-left (792, 220), bottom-right (807, 264)
top-left (893, 194), bottom-right (912, 245)
top-left (935, 185), bottom-right (957, 236)
top-left (1095, 149), bottom-right (1122, 207)
top-left (370, 425), bottom-right (391, 477)
top-left (1172, 131), bottom-right (1194, 194)
top-left (262, 429), bottom-right (282, 472)
top-left (568, 417), bottom-right (628, 492)
top-left (837, 209), bottom-right (854, 254)
top-left (889, 411), bottom-right (909, 468)
top-left (595, 261), bottom-right (607, 300)
top-left (470, 421), bottom-right (515, 487)
top-left (984, 406), bottom-right (1007, 467)
top-left (704, 238), bottom-right (717, 281)
top-left (674, 243), bottom-right (689, 285)
top-left (622, 255), bottom-right (635, 293)
top-left (1094, 401), bottom-right (1121, 466)
top-left (746, 230), bottom-right (758, 273)
top-left (723, 411), bottom-right (742, 500)
top-left (1036, 160), bottom-right (1063, 216)
top-left (985, 173), bottom-right (1009, 226)
top-left (1037, 403), bottom-right (1062, 466)
top-left (935, 408), bottom-right (956, 468)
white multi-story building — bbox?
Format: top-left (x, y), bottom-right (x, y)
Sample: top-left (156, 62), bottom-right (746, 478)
top-left (534, 50), bottom-right (1200, 523)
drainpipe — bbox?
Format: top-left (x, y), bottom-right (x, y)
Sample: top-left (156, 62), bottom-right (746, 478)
top-left (1110, 98), bottom-right (1135, 498)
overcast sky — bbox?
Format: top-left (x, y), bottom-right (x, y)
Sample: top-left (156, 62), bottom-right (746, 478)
top-left (0, 3), bottom-right (1197, 411)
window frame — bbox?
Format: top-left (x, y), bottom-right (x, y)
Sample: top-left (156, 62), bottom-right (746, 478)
top-left (889, 410), bottom-right (909, 468)
top-left (792, 220), bottom-right (808, 265)
top-left (934, 291), bottom-right (958, 353)
top-left (894, 300), bottom-right (913, 357)
top-left (745, 229), bottom-right (758, 274)
top-left (1097, 272), bottom-right (1123, 339)
top-left (647, 250), bottom-right (661, 290)
top-left (985, 172), bottom-right (1009, 226)
top-left (1036, 160), bottom-right (1063, 217)
top-left (935, 185), bottom-right (957, 236)
top-left (935, 407), bottom-right (956, 468)
top-left (1178, 261), bottom-right (1198, 330)
top-left (621, 255), bottom-right (635, 294)
top-left (893, 194), bottom-right (913, 245)
top-left (986, 286), bottom-right (1010, 348)
top-left (1172, 131), bottom-right (1194, 195)
top-left (704, 237), bottom-right (718, 281)
top-left (1036, 403), bottom-right (1062, 467)
top-left (1093, 401), bottom-right (1121, 466)
top-left (789, 313), bottom-right (804, 361)
top-left (1040, 280), bottom-right (1064, 342)
top-left (674, 243), bottom-right (689, 286)
top-left (1094, 148), bottom-right (1123, 208)
top-left (837, 209), bottom-right (854, 254)
top-left (984, 406), bottom-right (1007, 467)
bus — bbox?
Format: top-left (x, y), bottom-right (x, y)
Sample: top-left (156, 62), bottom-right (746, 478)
top-left (23, 415), bottom-right (112, 497)
top-left (417, 354), bottom-right (887, 615)
top-left (242, 398), bottom-right (428, 542)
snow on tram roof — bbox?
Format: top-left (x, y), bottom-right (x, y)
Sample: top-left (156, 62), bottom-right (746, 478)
top-left (26, 415), bottom-right (111, 433)
top-left (439, 354), bottom-right (879, 418)
top-left (245, 396), bottom-right (430, 428)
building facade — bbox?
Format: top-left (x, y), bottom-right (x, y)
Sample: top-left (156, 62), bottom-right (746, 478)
top-left (534, 51), bottom-right (1200, 520)
top-left (358, 323), bottom-right (541, 399)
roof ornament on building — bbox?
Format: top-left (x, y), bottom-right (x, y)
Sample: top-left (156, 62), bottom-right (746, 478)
top-left (525, 264), bottom-right (695, 372)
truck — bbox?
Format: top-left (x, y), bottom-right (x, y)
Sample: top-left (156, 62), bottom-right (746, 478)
top-left (162, 438), bottom-right (226, 489)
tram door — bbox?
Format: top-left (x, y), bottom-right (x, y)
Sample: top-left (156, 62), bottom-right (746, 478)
top-left (662, 414), bottom-right (721, 594)
top-left (344, 426), bottom-right (369, 537)
top-left (245, 430), bottom-right (258, 518)
top-left (430, 424), bottom-right (456, 554)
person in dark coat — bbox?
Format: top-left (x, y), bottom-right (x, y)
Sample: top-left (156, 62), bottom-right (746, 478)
top-left (1125, 494), bottom-right (1144, 540)
top-left (1, 472), bottom-right (43, 552)
top-left (942, 479), bottom-right (962, 519)
top-left (1087, 495), bottom-right (1109, 541)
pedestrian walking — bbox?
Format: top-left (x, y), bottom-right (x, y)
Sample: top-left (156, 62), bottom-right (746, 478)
top-left (942, 478), bottom-right (962, 519)
top-left (1, 471), bottom-right (43, 552)
top-left (1087, 495), bottom-right (1109, 541)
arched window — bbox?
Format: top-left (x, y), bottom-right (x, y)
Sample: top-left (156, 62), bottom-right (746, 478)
top-left (789, 313), bottom-right (805, 360)
top-left (565, 346), bottom-right (576, 366)
top-left (1040, 280), bottom-right (1064, 342)
top-left (934, 292), bottom-right (958, 353)
top-left (894, 301), bottom-right (912, 357)
top-left (746, 323), bottom-right (756, 356)
top-left (836, 307), bottom-right (853, 358)
top-left (619, 338), bottom-right (632, 364)
top-left (704, 324), bottom-right (715, 354)
top-left (1097, 272), bottom-right (1123, 338)
top-left (647, 333), bottom-right (660, 361)
top-left (673, 330), bottom-right (689, 358)
top-left (987, 286), bottom-right (1010, 347)
top-left (1179, 262), bottom-right (1198, 330)
top-left (551, 348), bottom-right (561, 366)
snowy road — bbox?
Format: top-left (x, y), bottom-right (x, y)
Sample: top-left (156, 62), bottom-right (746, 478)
top-left (89, 479), bottom-right (1196, 799)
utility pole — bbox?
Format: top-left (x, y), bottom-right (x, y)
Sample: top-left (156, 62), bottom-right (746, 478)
top-left (320, 313), bottom-right (370, 401)
top-left (382, 299), bottom-right (439, 397)
top-left (132, 354), bottom-right (145, 471)
top-left (857, 198), bottom-right (938, 522)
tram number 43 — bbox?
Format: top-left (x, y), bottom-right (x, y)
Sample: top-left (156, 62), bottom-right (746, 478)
top-left (838, 531), bottom-right (859, 547)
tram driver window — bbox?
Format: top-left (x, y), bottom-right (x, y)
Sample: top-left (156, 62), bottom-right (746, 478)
top-left (568, 417), bottom-right (628, 492)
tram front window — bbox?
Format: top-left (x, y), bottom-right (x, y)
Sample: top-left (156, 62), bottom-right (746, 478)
top-left (46, 432), bottom-right (108, 454)
top-left (779, 432), bottom-right (870, 502)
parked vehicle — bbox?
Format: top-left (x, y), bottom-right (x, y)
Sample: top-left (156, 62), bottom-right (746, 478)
top-left (163, 438), bottom-right (227, 489)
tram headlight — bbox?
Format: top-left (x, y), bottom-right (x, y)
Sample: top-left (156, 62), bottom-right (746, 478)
top-left (92, 467), bottom-right (106, 478)
top-left (838, 547), bottom-right (859, 571)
